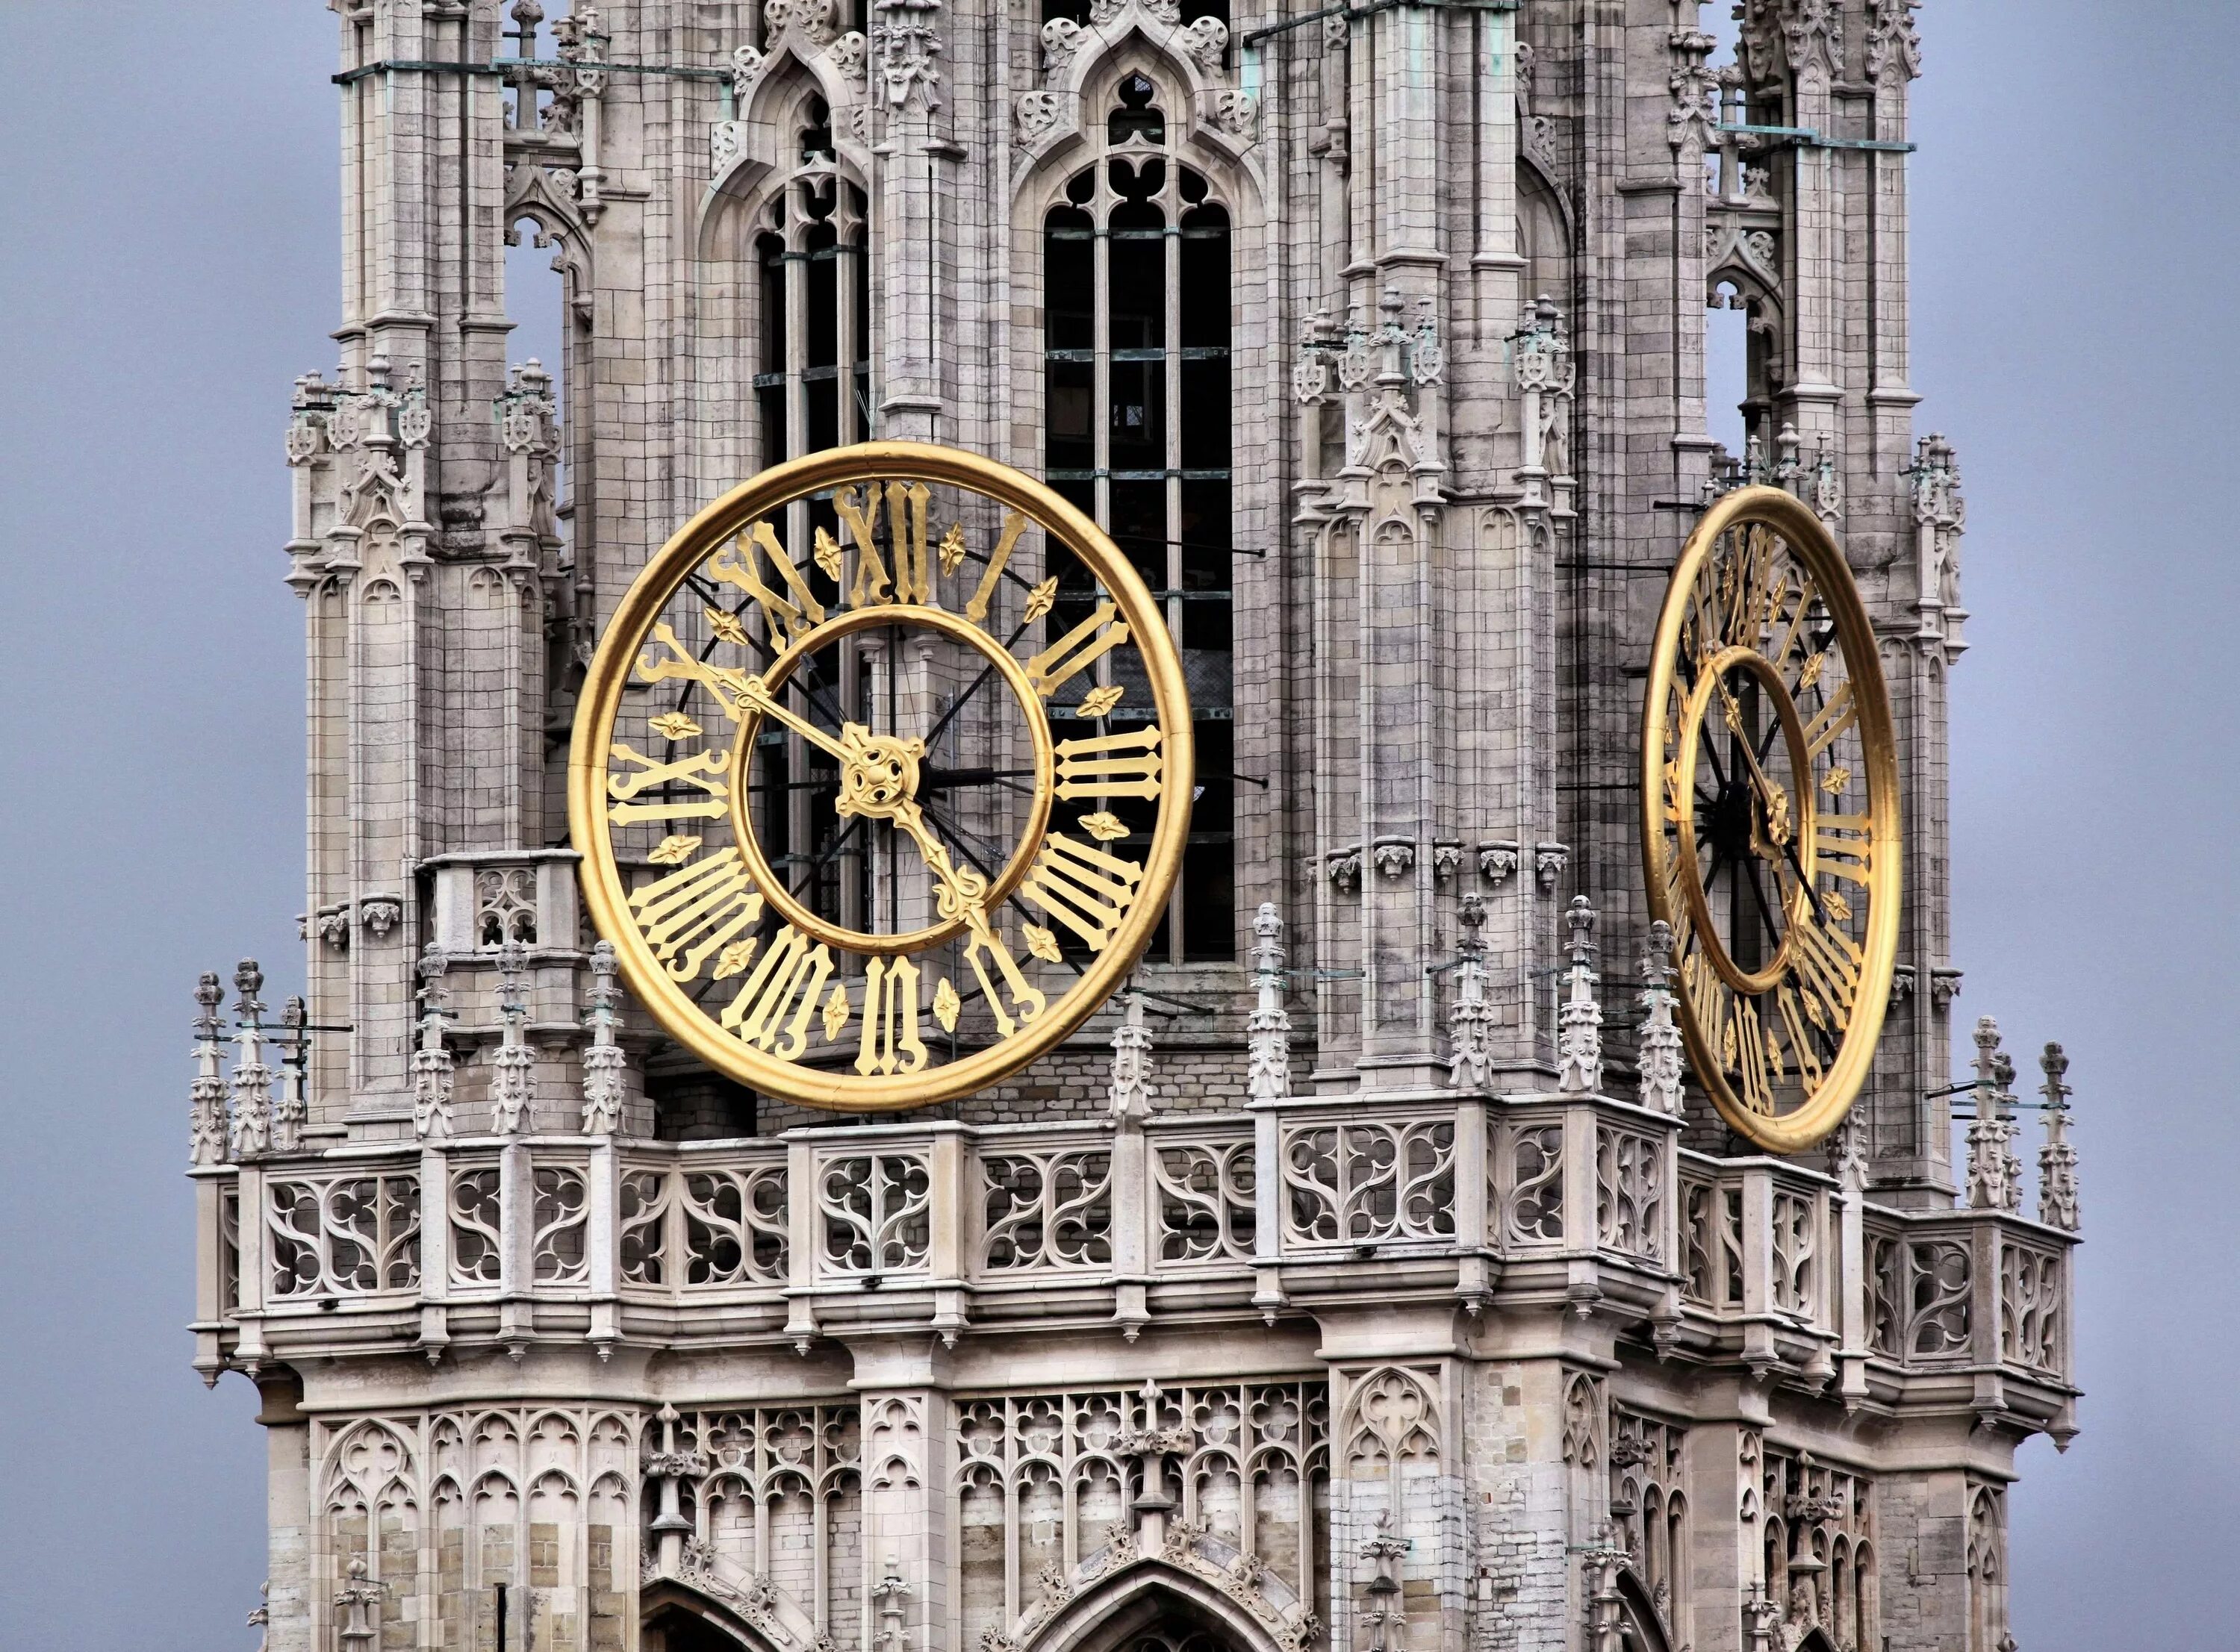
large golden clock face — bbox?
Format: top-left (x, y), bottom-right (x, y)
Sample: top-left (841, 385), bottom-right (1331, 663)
top-left (570, 443), bottom-right (1193, 1112)
top-left (1642, 486), bottom-right (1900, 1152)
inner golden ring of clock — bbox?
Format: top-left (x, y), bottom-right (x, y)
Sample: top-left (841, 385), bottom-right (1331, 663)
top-left (1672, 642), bottom-right (1819, 998)
top-left (724, 601), bottom-right (1057, 957)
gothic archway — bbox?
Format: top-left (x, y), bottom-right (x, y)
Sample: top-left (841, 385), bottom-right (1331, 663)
top-left (641, 1579), bottom-right (778, 1652)
top-left (1025, 1568), bottom-right (1279, 1652)
top-left (1613, 1569), bottom-right (1673, 1652)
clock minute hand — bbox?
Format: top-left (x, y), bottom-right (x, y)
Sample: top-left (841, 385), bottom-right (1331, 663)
top-left (885, 797), bottom-right (992, 921)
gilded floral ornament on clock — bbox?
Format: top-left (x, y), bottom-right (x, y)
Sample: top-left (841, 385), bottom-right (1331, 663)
top-left (570, 443), bottom-right (1194, 1112)
top-left (1640, 486), bottom-right (1901, 1151)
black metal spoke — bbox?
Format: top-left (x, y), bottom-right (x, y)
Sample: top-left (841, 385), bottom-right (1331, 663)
top-left (919, 613), bottom-right (1042, 751)
top-left (1743, 855), bottom-right (1782, 941)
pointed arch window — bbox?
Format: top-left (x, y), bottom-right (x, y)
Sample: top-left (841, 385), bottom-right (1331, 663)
top-left (753, 130), bottom-right (871, 467)
top-left (1043, 72), bottom-right (1235, 962)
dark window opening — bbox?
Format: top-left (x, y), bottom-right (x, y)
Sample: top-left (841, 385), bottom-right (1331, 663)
top-left (1109, 75), bottom-right (1166, 146)
top-left (1042, 148), bottom-right (1236, 963)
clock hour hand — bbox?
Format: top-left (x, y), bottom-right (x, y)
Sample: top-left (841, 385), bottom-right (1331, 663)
top-left (727, 671), bottom-right (852, 763)
top-left (1715, 679), bottom-right (1791, 852)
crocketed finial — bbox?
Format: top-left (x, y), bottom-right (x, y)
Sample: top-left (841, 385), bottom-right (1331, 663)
top-left (1449, 895), bottom-right (1494, 1094)
top-left (491, 939), bottom-right (532, 1133)
top-left (414, 943), bottom-right (455, 1140)
top-left (1246, 905), bottom-right (1292, 1103)
top-left (228, 959), bottom-right (273, 1158)
top-left (1965, 1016), bottom-right (2018, 1212)
top-left (2038, 1041), bottom-right (2079, 1232)
top-left (1556, 896), bottom-right (1602, 1095)
top-left (1108, 988), bottom-right (1154, 1120)
top-left (581, 938), bottom-right (626, 1135)
top-left (1636, 918), bottom-right (1684, 1115)
top-left (189, 972), bottom-right (230, 1167)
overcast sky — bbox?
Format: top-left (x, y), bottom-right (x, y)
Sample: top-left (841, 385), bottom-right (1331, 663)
top-left (0, 4), bottom-right (2230, 1648)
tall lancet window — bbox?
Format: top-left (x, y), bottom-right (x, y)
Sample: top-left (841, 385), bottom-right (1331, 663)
top-left (746, 101), bottom-right (875, 927)
top-left (753, 101), bottom-right (872, 468)
top-left (1044, 71), bottom-right (1235, 962)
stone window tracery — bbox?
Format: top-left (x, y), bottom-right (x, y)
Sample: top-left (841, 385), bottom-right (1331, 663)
top-left (1042, 69), bottom-right (1236, 961)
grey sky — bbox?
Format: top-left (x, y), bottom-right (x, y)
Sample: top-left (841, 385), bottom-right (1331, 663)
top-left (0, 4), bottom-right (2224, 1647)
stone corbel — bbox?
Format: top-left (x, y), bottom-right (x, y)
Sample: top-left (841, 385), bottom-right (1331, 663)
top-left (1478, 839), bottom-right (1519, 885)
top-left (1325, 846), bottom-right (1362, 894)
top-left (1431, 840), bottom-right (1462, 882)
top-left (316, 902), bottom-right (352, 953)
top-left (1534, 842), bottom-right (1569, 892)
top-left (1930, 967), bottom-right (1962, 1012)
top-left (1371, 837), bottom-right (1416, 880)
top-left (359, 896), bottom-right (405, 939)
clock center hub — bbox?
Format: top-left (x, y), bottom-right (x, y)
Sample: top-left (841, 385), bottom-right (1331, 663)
top-left (834, 726), bottom-right (927, 820)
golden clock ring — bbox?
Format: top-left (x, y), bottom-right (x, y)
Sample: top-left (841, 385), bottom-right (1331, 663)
top-left (725, 602), bottom-right (1057, 958)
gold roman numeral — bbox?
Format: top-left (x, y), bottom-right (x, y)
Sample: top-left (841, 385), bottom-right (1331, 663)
top-left (1776, 985), bottom-right (1826, 1090)
top-left (1732, 997), bottom-right (1775, 1115)
top-left (833, 487), bottom-right (888, 606)
top-left (607, 741), bottom-right (731, 825)
top-left (965, 920), bottom-right (1047, 1039)
top-left (1802, 681), bottom-right (1856, 758)
top-left (856, 956), bottom-right (928, 1075)
top-left (1024, 600), bottom-right (1130, 698)
top-left (964, 511), bottom-right (1028, 623)
top-left (632, 623), bottom-right (756, 720)
top-left (1020, 834), bottom-right (1145, 953)
top-left (1769, 577), bottom-right (1819, 676)
top-left (1813, 814), bottom-right (1874, 885)
top-left (628, 848), bottom-right (765, 981)
top-left (1054, 727), bottom-right (1163, 800)
top-left (833, 484), bottom-right (934, 608)
top-left (885, 480), bottom-right (931, 604)
top-left (720, 924), bottom-right (834, 1058)
top-left (1787, 911), bottom-right (1862, 1026)
top-left (1684, 952), bottom-right (1726, 1053)
top-left (708, 522), bottom-right (827, 646)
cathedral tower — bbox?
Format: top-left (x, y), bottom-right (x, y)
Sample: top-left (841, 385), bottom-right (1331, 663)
top-left (189, 3), bottom-right (2076, 1649)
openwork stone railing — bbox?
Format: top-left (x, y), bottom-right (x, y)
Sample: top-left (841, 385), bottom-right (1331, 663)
top-left (190, 1095), bottom-right (2076, 1433)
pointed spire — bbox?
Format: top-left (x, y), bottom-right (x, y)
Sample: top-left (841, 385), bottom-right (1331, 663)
top-left (581, 939), bottom-right (626, 1135)
top-left (2037, 1042), bottom-right (2079, 1232)
top-left (1965, 1016), bottom-right (2019, 1212)
top-left (1636, 918), bottom-right (1684, 1115)
top-left (491, 940), bottom-right (533, 1134)
top-left (1449, 894), bottom-right (1496, 1093)
top-left (228, 961), bottom-right (273, 1158)
top-left (273, 996), bottom-right (308, 1153)
top-left (414, 944), bottom-right (456, 1140)
top-left (1246, 904), bottom-right (1292, 1102)
top-left (189, 971), bottom-right (230, 1167)
top-left (1556, 897), bottom-right (1603, 1095)
top-left (1107, 988), bottom-right (1154, 1120)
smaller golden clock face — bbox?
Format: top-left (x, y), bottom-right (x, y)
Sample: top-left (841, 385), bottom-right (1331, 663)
top-left (570, 443), bottom-right (1193, 1112)
top-left (1642, 487), bottom-right (1901, 1151)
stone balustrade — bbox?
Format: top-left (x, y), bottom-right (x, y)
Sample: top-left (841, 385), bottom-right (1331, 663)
top-left (189, 1091), bottom-right (2077, 1441)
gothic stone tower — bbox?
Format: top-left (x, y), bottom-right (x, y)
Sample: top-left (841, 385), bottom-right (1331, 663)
top-left (187, 3), bottom-right (2080, 1650)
